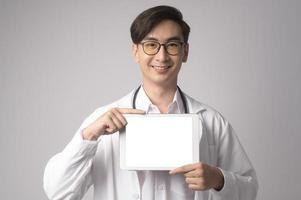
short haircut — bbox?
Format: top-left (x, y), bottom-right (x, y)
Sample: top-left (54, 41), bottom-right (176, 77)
top-left (130, 5), bottom-right (190, 44)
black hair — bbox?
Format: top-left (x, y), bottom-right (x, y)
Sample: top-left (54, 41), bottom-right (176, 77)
top-left (130, 5), bottom-right (190, 44)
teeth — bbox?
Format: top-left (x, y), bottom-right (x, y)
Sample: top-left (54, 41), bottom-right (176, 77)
top-left (153, 66), bottom-right (169, 69)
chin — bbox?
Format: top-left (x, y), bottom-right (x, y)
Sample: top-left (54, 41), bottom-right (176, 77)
top-left (150, 76), bottom-right (177, 86)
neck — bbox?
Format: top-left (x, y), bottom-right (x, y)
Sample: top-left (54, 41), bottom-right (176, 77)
top-left (142, 80), bottom-right (177, 113)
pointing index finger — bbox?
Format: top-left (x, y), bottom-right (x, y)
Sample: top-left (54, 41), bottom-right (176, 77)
top-left (117, 108), bottom-right (145, 114)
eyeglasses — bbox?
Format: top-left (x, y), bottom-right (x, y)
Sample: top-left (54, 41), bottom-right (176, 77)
top-left (140, 40), bottom-right (185, 56)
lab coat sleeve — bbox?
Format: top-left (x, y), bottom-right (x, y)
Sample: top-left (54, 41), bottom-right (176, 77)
top-left (43, 107), bottom-right (107, 200)
top-left (207, 112), bottom-right (259, 200)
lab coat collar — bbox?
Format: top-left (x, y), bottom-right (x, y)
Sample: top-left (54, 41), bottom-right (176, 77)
top-left (176, 90), bottom-right (207, 114)
top-left (135, 85), bottom-right (184, 114)
top-left (123, 87), bottom-right (207, 115)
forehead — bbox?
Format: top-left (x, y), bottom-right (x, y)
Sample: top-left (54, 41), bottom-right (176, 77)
top-left (145, 20), bottom-right (184, 42)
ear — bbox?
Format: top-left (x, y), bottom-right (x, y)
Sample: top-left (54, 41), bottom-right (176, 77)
top-left (132, 43), bottom-right (140, 63)
top-left (182, 43), bottom-right (189, 63)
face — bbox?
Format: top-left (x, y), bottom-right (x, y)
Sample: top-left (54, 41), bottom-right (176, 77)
top-left (132, 20), bottom-right (189, 87)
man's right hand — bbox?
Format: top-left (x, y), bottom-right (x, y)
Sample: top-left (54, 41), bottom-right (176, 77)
top-left (82, 108), bottom-right (145, 141)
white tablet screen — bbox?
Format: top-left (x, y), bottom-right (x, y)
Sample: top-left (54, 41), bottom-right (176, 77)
top-left (120, 114), bottom-right (199, 170)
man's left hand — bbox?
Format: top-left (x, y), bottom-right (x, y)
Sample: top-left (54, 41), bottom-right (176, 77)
top-left (169, 162), bottom-right (224, 191)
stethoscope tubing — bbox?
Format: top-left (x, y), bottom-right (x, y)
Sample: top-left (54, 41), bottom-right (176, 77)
top-left (132, 85), bottom-right (188, 114)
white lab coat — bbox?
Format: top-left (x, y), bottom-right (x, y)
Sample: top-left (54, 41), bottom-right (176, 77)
top-left (43, 89), bottom-right (258, 200)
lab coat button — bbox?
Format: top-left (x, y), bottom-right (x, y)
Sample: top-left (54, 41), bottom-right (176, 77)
top-left (132, 193), bottom-right (140, 199)
top-left (159, 185), bottom-right (165, 190)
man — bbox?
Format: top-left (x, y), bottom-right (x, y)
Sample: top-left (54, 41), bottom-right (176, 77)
top-left (44, 5), bottom-right (258, 200)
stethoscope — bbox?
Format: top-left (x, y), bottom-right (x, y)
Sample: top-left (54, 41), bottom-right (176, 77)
top-left (132, 85), bottom-right (189, 114)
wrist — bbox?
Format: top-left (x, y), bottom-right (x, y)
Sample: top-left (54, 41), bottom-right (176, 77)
top-left (82, 128), bottom-right (99, 141)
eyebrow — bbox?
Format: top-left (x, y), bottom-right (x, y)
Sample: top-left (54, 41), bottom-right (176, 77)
top-left (143, 36), bottom-right (183, 42)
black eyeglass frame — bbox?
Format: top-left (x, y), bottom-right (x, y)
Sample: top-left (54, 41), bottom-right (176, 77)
top-left (140, 41), bottom-right (185, 56)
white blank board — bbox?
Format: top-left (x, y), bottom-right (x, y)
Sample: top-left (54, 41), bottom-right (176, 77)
top-left (120, 114), bottom-right (200, 170)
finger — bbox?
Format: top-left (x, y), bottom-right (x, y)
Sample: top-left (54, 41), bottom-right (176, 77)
top-left (110, 108), bottom-right (127, 126)
top-left (169, 163), bottom-right (201, 175)
top-left (188, 184), bottom-right (202, 191)
top-left (188, 179), bottom-right (208, 191)
top-left (184, 168), bottom-right (204, 178)
top-left (117, 108), bottom-right (145, 114)
top-left (185, 177), bottom-right (201, 185)
top-left (104, 115), bottom-right (117, 133)
top-left (111, 115), bottom-right (124, 130)
top-left (107, 111), bottom-right (125, 130)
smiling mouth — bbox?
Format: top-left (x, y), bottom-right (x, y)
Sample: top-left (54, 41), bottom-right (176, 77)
top-left (151, 65), bottom-right (171, 72)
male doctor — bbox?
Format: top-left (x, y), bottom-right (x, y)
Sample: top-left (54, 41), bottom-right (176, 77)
top-left (44, 5), bottom-right (258, 200)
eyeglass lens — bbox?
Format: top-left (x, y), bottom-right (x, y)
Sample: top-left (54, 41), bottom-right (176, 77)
top-left (142, 41), bottom-right (183, 55)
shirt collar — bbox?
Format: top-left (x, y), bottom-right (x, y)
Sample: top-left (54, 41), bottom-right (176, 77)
top-left (134, 85), bottom-right (185, 114)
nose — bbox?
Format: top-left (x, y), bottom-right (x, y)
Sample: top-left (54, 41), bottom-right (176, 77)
top-left (155, 45), bottom-right (170, 62)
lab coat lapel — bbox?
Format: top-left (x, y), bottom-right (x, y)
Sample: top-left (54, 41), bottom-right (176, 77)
top-left (186, 95), bottom-right (211, 165)
top-left (116, 91), bottom-right (141, 195)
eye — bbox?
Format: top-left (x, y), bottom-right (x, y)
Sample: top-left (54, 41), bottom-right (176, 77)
top-left (167, 42), bottom-right (180, 48)
top-left (144, 42), bottom-right (159, 49)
